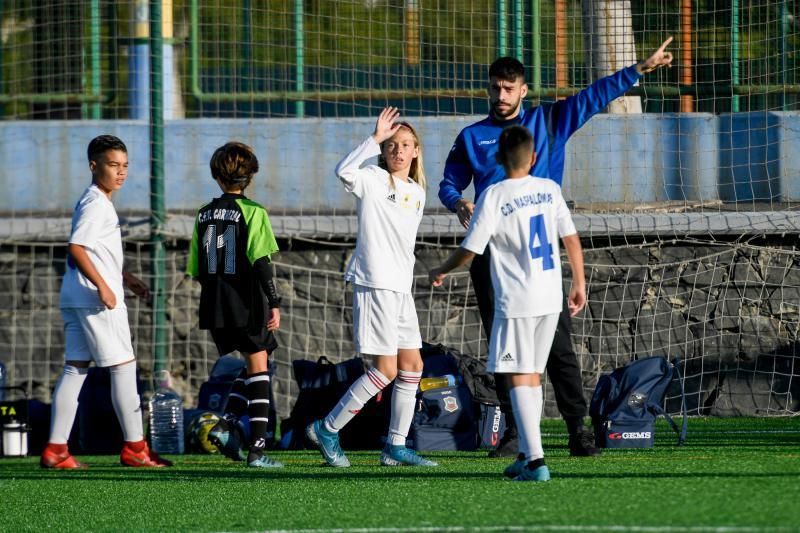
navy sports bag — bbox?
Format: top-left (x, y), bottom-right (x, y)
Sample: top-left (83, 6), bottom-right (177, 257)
top-left (590, 356), bottom-right (687, 448)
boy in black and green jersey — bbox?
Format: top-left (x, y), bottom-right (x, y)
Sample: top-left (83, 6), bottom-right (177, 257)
top-left (187, 142), bottom-right (283, 468)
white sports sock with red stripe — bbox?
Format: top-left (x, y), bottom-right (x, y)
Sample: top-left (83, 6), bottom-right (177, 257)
top-left (388, 370), bottom-right (421, 445)
top-left (324, 367), bottom-right (390, 432)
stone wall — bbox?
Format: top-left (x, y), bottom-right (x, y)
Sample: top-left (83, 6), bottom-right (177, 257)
top-left (1, 236), bottom-right (798, 419)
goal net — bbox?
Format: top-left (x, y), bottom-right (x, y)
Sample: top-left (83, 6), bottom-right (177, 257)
top-left (0, 1), bottom-right (798, 419)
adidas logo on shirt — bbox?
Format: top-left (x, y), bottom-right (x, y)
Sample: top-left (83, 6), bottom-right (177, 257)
top-left (386, 193), bottom-right (396, 203)
top-left (501, 352), bottom-right (514, 362)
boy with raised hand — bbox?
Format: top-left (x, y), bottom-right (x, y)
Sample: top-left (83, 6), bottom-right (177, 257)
top-left (430, 125), bottom-right (586, 482)
top-left (187, 142), bottom-right (283, 469)
top-left (42, 135), bottom-right (171, 469)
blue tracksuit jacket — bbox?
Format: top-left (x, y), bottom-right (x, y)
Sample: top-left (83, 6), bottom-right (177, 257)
top-left (439, 65), bottom-right (641, 211)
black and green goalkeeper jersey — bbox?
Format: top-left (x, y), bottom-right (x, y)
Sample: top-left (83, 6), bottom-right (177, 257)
top-left (187, 193), bottom-right (279, 329)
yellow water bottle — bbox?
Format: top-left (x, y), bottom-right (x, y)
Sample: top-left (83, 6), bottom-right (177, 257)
top-left (419, 374), bottom-right (459, 392)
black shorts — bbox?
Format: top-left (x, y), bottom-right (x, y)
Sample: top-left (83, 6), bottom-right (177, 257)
top-left (210, 327), bottom-right (278, 356)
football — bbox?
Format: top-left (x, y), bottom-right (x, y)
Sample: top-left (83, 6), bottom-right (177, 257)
top-left (188, 411), bottom-right (221, 454)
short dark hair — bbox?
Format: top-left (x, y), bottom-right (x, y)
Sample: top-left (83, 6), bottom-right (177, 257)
top-left (489, 57), bottom-right (525, 82)
top-left (497, 125), bottom-right (534, 171)
top-left (210, 142), bottom-right (259, 189)
top-left (87, 135), bottom-right (127, 162)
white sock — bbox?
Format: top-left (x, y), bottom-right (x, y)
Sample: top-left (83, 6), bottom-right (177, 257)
top-left (325, 367), bottom-right (390, 432)
top-left (388, 370), bottom-right (421, 446)
top-left (510, 385), bottom-right (544, 462)
top-left (49, 365), bottom-right (88, 444)
top-left (109, 361), bottom-right (144, 442)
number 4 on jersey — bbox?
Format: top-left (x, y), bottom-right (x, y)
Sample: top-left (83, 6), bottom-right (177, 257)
top-left (528, 214), bottom-right (555, 270)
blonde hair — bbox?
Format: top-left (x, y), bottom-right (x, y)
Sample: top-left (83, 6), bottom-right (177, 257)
top-left (378, 121), bottom-right (427, 191)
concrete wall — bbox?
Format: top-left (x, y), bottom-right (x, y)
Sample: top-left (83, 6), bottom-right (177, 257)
top-left (1, 112), bottom-right (798, 213)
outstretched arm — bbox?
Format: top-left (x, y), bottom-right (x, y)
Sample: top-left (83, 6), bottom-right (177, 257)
top-left (636, 36), bottom-right (674, 75)
top-left (429, 247), bottom-right (476, 287)
top-left (551, 36), bottom-right (674, 142)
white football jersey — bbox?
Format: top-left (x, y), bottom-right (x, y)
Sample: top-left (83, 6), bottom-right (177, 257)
top-left (60, 184), bottom-right (126, 308)
top-left (461, 176), bottom-right (576, 318)
top-left (336, 136), bottom-right (425, 294)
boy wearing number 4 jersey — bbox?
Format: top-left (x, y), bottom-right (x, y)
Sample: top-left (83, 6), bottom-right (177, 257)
top-left (186, 142), bottom-right (283, 469)
top-left (429, 125), bottom-right (586, 482)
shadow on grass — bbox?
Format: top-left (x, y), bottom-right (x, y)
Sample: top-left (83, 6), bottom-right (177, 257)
top-left (0, 466), bottom-right (502, 482)
top-left (2, 462), bottom-right (798, 483)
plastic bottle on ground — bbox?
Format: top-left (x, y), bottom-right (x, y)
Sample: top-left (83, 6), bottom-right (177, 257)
top-left (149, 370), bottom-right (185, 454)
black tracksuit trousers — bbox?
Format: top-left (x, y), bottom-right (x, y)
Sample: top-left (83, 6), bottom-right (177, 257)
top-left (469, 251), bottom-right (587, 435)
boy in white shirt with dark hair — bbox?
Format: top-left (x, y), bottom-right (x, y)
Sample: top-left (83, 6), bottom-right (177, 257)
top-left (41, 135), bottom-right (171, 469)
top-left (429, 125), bottom-right (586, 481)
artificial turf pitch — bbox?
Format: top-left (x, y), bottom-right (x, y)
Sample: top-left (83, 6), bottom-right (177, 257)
top-left (1, 417), bottom-right (798, 532)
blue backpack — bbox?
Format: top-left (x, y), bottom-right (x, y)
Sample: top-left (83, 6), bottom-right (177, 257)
top-left (590, 356), bottom-right (687, 448)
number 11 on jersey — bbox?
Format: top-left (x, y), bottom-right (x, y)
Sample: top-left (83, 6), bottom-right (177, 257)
top-left (203, 224), bottom-right (236, 274)
top-left (528, 214), bottom-right (555, 270)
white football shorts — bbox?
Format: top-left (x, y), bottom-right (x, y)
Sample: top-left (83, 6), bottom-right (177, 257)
top-left (61, 306), bottom-right (135, 367)
top-left (488, 313), bottom-right (559, 374)
top-left (352, 284), bottom-right (422, 355)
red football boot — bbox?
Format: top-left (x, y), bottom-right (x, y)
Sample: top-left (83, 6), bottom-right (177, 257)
top-left (40, 443), bottom-right (88, 469)
top-left (120, 440), bottom-right (173, 467)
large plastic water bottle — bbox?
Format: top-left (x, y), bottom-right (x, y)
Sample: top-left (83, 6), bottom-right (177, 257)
top-left (148, 370), bottom-right (184, 454)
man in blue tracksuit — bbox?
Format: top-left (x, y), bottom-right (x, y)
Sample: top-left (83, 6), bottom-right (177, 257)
top-left (440, 37), bottom-right (674, 457)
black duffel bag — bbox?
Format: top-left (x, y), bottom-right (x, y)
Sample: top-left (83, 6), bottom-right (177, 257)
top-left (280, 356), bottom-right (388, 450)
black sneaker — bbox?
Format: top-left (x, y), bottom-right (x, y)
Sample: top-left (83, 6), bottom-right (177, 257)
top-left (487, 429), bottom-right (519, 458)
top-left (569, 427), bottom-right (601, 457)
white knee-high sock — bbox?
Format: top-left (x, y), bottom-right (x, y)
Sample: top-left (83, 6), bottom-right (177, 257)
top-left (388, 370), bottom-right (421, 446)
top-left (109, 361), bottom-right (144, 442)
top-left (49, 365), bottom-right (88, 444)
top-left (510, 385), bottom-right (544, 462)
top-left (325, 367), bottom-right (390, 432)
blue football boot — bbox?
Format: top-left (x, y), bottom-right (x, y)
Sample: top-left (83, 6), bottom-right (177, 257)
top-left (503, 455), bottom-right (527, 479)
top-left (306, 420), bottom-right (350, 468)
top-left (247, 453), bottom-right (284, 468)
top-left (379, 444), bottom-right (438, 467)
top-left (512, 464), bottom-right (551, 482)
